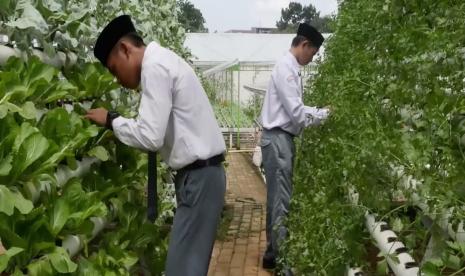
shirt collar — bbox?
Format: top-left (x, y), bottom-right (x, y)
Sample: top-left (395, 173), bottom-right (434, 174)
top-left (286, 51), bottom-right (301, 70)
top-left (142, 41), bottom-right (158, 64)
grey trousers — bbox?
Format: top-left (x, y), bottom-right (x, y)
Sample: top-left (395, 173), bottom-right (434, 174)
top-left (260, 128), bottom-right (295, 260)
top-left (165, 165), bottom-right (226, 276)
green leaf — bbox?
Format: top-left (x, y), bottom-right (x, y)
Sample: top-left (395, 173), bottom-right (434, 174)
top-left (48, 247), bottom-right (77, 273)
top-left (31, 242), bottom-right (55, 253)
top-left (39, 108), bottom-right (71, 141)
top-left (13, 123), bottom-right (37, 153)
top-left (0, 186), bottom-right (33, 215)
top-left (422, 261), bottom-right (442, 276)
top-left (85, 125), bottom-right (100, 138)
top-left (392, 217), bottom-right (403, 232)
top-left (12, 132), bottom-right (49, 177)
top-left (43, 90), bottom-right (70, 103)
top-left (76, 258), bottom-right (99, 275)
top-left (50, 199), bottom-right (70, 236)
top-left (61, 179), bottom-right (85, 204)
top-left (459, 242), bottom-right (465, 255)
top-left (376, 258), bottom-right (388, 275)
top-left (68, 202), bottom-right (107, 225)
top-left (27, 259), bottom-right (53, 276)
top-left (10, 191), bottom-right (33, 215)
top-left (445, 254), bottom-right (462, 270)
top-left (0, 0), bottom-right (11, 12)
top-left (42, 40), bottom-right (56, 58)
top-left (27, 57), bottom-right (56, 84)
top-left (0, 225), bottom-right (27, 249)
top-left (446, 241), bottom-right (460, 251)
top-left (4, 102), bottom-right (21, 113)
top-left (18, 102), bottom-right (37, 120)
top-left (6, 3), bottom-right (49, 33)
top-left (121, 253), bottom-right (138, 269)
top-left (0, 247), bottom-right (24, 272)
top-left (428, 258), bottom-right (444, 267)
top-left (11, 266), bottom-right (25, 276)
top-left (66, 155), bottom-right (78, 170)
top-left (0, 155), bottom-right (13, 176)
top-left (2, 100), bottom-right (38, 121)
top-left (88, 146), bottom-right (109, 161)
top-left (0, 105), bottom-right (8, 119)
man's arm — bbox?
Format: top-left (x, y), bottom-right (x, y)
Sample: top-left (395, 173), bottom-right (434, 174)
top-left (274, 63), bottom-right (329, 128)
top-left (112, 63), bottom-right (172, 151)
top-left (86, 63), bottom-right (172, 152)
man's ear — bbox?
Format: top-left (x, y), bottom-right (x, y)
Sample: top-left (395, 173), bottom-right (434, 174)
top-left (301, 40), bottom-right (310, 48)
top-left (119, 40), bottom-right (131, 59)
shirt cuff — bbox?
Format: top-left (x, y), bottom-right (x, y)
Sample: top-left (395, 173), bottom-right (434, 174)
top-left (304, 106), bottom-right (330, 120)
top-left (111, 116), bottom-right (126, 131)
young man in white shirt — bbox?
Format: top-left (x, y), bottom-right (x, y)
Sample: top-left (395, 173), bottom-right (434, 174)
top-left (260, 23), bottom-right (329, 272)
top-left (86, 15), bottom-right (226, 276)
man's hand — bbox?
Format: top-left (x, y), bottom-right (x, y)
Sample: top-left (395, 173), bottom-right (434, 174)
top-left (85, 108), bottom-right (108, 127)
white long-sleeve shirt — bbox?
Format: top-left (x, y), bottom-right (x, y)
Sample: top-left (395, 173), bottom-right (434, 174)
top-left (260, 51), bottom-right (329, 136)
top-left (112, 42), bottom-right (226, 170)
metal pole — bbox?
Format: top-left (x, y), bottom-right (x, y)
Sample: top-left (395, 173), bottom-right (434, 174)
top-left (237, 64), bottom-right (241, 149)
top-left (230, 69), bottom-right (234, 149)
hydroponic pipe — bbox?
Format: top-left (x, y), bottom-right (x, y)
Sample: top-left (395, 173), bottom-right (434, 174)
top-left (62, 217), bottom-right (108, 257)
top-left (22, 157), bottom-right (110, 259)
top-left (25, 157), bottom-right (100, 203)
top-left (347, 267), bottom-right (363, 276)
top-left (365, 214), bottom-right (419, 276)
top-left (399, 174), bottom-right (465, 243)
top-left (0, 45), bottom-right (77, 67)
top-left (349, 187), bottom-right (420, 276)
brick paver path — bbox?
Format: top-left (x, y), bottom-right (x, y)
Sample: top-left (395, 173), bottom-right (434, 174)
top-left (208, 153), bottom-right (272, 276)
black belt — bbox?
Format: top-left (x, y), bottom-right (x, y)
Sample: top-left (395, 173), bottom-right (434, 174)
top-left (180, 154), bottom-right (225, 172)
top-left (268, 127), bottom-right (296, 138)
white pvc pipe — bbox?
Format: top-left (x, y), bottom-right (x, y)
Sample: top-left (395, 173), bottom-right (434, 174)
top-left (24, 158), bottom-right (99, 204)
top-left (0, 45), bottom-right (77, 67)
top-left (62, 217), bottom-right (109, 257)
top-left (90, 217), bottom-right (107, 238)
top-left (397, 169), bottom-right (465, 244)
top-left (61, 235), bottom-right (82, 257)
top-left (349, 186), bottom-right (419, 275)
top-left (450, 221), bottom-right (465, 242)
top-left (55, 157), bottom-right (99, 187)
top-left (365, 214), bottom-right (419, 276)
top-left (23, 157), bottom-right (107, 258)
top-left (347, 267), bottom-right (363, 276)
top-left (0, 45), bottom-right (21, 64)
top-left (440, 208), bottom-right (465, 243)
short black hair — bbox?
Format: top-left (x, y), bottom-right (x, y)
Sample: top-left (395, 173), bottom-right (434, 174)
top-left (123, 32), bottom-right (145, 47)
top-left (291, 35), bottom-right (314, 48)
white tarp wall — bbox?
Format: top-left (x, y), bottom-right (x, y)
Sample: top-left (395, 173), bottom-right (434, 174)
top-left (184, 33), bottom-right (329, 104)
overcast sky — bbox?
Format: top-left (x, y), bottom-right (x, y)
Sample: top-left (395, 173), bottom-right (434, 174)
top-left (188, 0), bottom-right (338, 33)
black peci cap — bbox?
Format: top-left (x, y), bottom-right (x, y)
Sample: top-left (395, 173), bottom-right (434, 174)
top-left (297, 23), bottom-right (324, 48)
top-left (94, 15), bottom-right (137, 67)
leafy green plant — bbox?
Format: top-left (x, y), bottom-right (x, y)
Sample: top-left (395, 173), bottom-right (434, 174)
top-left (0, 0), bottom-right (189, 274)
top-left (285, 0), bottom-right (465, 274)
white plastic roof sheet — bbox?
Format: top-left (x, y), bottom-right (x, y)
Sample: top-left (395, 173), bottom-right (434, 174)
top-left (184, 33), bottom-right (330, 64)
